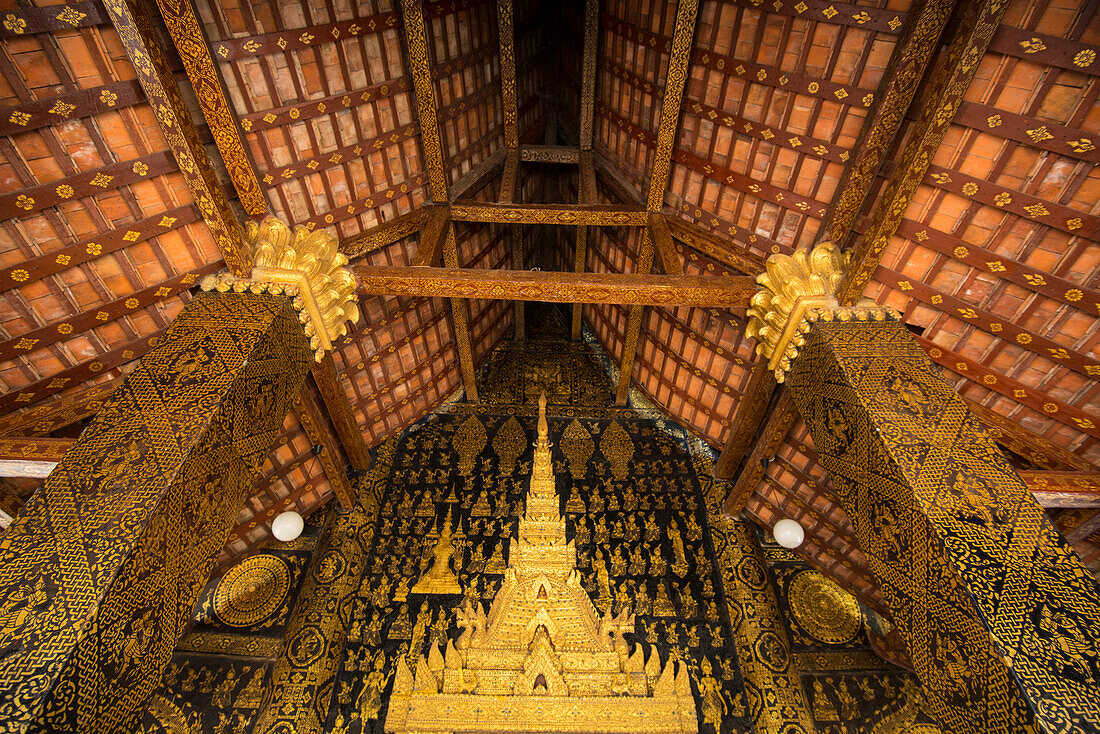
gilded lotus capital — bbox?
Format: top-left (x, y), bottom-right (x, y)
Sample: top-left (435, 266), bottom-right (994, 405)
top-left (201, 216), bottom-right (359, 360)
top-left (746, 241), bottom-right (894, 381)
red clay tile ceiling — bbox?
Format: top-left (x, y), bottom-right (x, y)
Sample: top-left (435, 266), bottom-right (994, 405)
top-left (0, 0), bottom-right (1096, 589)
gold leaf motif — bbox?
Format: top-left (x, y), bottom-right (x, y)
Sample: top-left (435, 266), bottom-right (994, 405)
top-left (834, 88), bottom-right (848, 100)
top-left (1023, 273), bottom-right (1047, 287)
top-left (48, 101), bottom-right (75, 117)
top-left (56, 184), bottom-right (74, 199)
top-left (852, 11), bottom-right (870, 24)
top-left (453, 414), bottom-right (487, 476)
top-left (1023, 203), bottom-right (1049, 218)
top-left (55, 6), bottom-right (86, 27)
top-left (1067, 138), bottom-right (1094, 153)
top-left (90, 173), bottom-right (114, 188)
top-left (1026, 126), bottom-right (1053, 143)
top-left (1073, 49), bottom-right (1096, 67)
top-left (1019, 37), bottom-right (1046, 54)
top-left (99, 90), bottom-right (117, 107)
top-left (55, 254), bottom-right (70, 265)
top-left (9, 110), bottom-right (30, 126)
top-left (1066, 218), bottom-right (1082, 230)
top-left (822, 5), bottom-right (838, 19)
top-left (987, 115), bottom-right (1002, 128)
top-left (159, 215), bottom-right (177, 227)
top-left (491, 416), bottom-right (525, 475)
top-left (953, 246), bottom-right (969, 258)
top-left (122, 231), bottom-right (140, 242)
top-left (86, 242), bottom-right (102, 255)
top-left (57, 323), bottom-right (72, 334)
top-left (599, 421), bottom-right (634, 480)
top-left (961, 182), bottom-right (978, 196)
top-left (994, 192), bottom-right (1011, 207)
top-left (3, 14), bottom-right (26, 34)
top-left (560, 419), bottom-right (594, 480)
top-left (132, 162), bottom-right (148, 176)
top-left (794, 1), bottom-right (807, 12)
top-left (15, 194), bottom-right (34, 211)
top-left (10, 269), bottom-right (29, 282)
top-left (888, 15), bottom-right (902, 31)
top-left (987, 261), bottom-right (1006, 272)
top-left (807, 81), bottom-right (820, 93)
top-left (1016, 333), bottom-right (1032, 344)
top-left (1065, 288), bottom-right (1082, 302)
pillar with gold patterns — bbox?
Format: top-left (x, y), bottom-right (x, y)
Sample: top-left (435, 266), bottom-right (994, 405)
top-left (0, 217), bottom-right (358, 734)
top-left (747, 242), bottom-right (1100, 734)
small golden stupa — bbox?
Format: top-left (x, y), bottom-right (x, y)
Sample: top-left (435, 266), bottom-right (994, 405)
top-left (385, 394), bottom-right (698, 733)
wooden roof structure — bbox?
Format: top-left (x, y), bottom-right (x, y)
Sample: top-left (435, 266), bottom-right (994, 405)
top-left (0, 0), bottom-right (1097, 594)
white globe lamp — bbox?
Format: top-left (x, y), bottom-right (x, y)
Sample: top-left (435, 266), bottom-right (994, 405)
top-left (773, 518), bottom-right (805, 549)
top-left (272, 510), bottom-right (304, 542)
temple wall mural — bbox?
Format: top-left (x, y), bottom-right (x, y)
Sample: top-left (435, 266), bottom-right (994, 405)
top-left (135, 313), bottom-right (939, 734)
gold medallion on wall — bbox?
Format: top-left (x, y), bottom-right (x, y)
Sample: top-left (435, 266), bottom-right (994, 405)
top-left (213, 554), bottom-right (291, 628)
top-left (788, 569), bottom-right (863, 646)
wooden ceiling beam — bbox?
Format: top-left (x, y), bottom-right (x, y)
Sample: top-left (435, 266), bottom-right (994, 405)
top-left (571, 151), bottom-right (598, 340)
top-left (521, 145), bottom-right (581, 164)
top-left (401, 0), bottom-right (449, 203)
top-left (578, 0), bottom-right (600, 150)
top-left (665, 214), bottom-right (765, 276)
top-left (400, 0), bottom-right (477, 399)
top-left (309, 356), bottom-right (371, 472)
top-left (496, 0), bottom-right (519, 150)
top-left (648, 211), bottom-right (682, 276)
top-left (822, 0), bottom-right (956, 248)
top-left (152, 0), bottom-right (268, 216)
top-left (450, 148), bottom-right (507, 202)
top-left (411, 206), bottom-right (452, 267)
top-left (353, 265), bottom-right (755, 307)
top-left (292, 386), bottom-right (357, 510)
top-left (104, 0), bottom-right (253, 276)
top-left (450, 201), bottom-right (647, 226)
top-left (341, 208), bottom-right (431, 259)
top-left (615, 0), bottom-right (699, 406)
top-left (1021, 472), bottom-right (1100, 509)
top-left (837, 0), bottom-right (1008, 303)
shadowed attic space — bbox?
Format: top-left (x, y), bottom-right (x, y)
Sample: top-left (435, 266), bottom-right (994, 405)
top-left (0, 0), bottom-right (1099, 729)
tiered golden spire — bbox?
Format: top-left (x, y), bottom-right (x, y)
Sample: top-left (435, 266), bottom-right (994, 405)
top-left (385, 392), bottom-right (698, 733)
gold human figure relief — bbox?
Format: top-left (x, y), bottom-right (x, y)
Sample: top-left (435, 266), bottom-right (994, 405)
top-left (385, 393), bottom-right (698, 732)
top-left (669, 518), bottom-right (689, 577)
top-left (411, 509), bottom-right (463, 596)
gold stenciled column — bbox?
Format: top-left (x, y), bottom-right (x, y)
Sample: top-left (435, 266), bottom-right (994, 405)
top-left (746, 243), bottom-right (1100, 734)
top-left (0, 218), bottom-right (357, 734)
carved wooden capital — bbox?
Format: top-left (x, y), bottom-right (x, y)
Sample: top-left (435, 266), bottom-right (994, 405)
top-left (746, 241), bottom-right (896, 381)
top-left (201, 216), bottom-right (359, 360)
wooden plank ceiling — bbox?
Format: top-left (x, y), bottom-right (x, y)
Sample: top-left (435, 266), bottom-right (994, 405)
top-left (0, 0), bottom-right (1097, 591)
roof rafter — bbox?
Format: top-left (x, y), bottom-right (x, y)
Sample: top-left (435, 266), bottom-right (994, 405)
top-left (615, 0), bottom-right (699, 405)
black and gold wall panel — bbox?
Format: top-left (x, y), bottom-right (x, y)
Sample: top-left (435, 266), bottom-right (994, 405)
top-left (786, 317), bottom-right (1100, 734)
top-left (0, 292), bottom-right (311, 734)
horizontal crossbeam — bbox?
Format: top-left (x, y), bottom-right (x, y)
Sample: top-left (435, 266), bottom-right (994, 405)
top-left (449, 201), bottom-right (648, 226)
top-left (354, 265), bottom-right (754, 307)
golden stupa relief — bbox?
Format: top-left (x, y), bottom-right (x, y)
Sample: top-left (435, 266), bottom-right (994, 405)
top-left (385, 394), bottom-right (699, 733)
